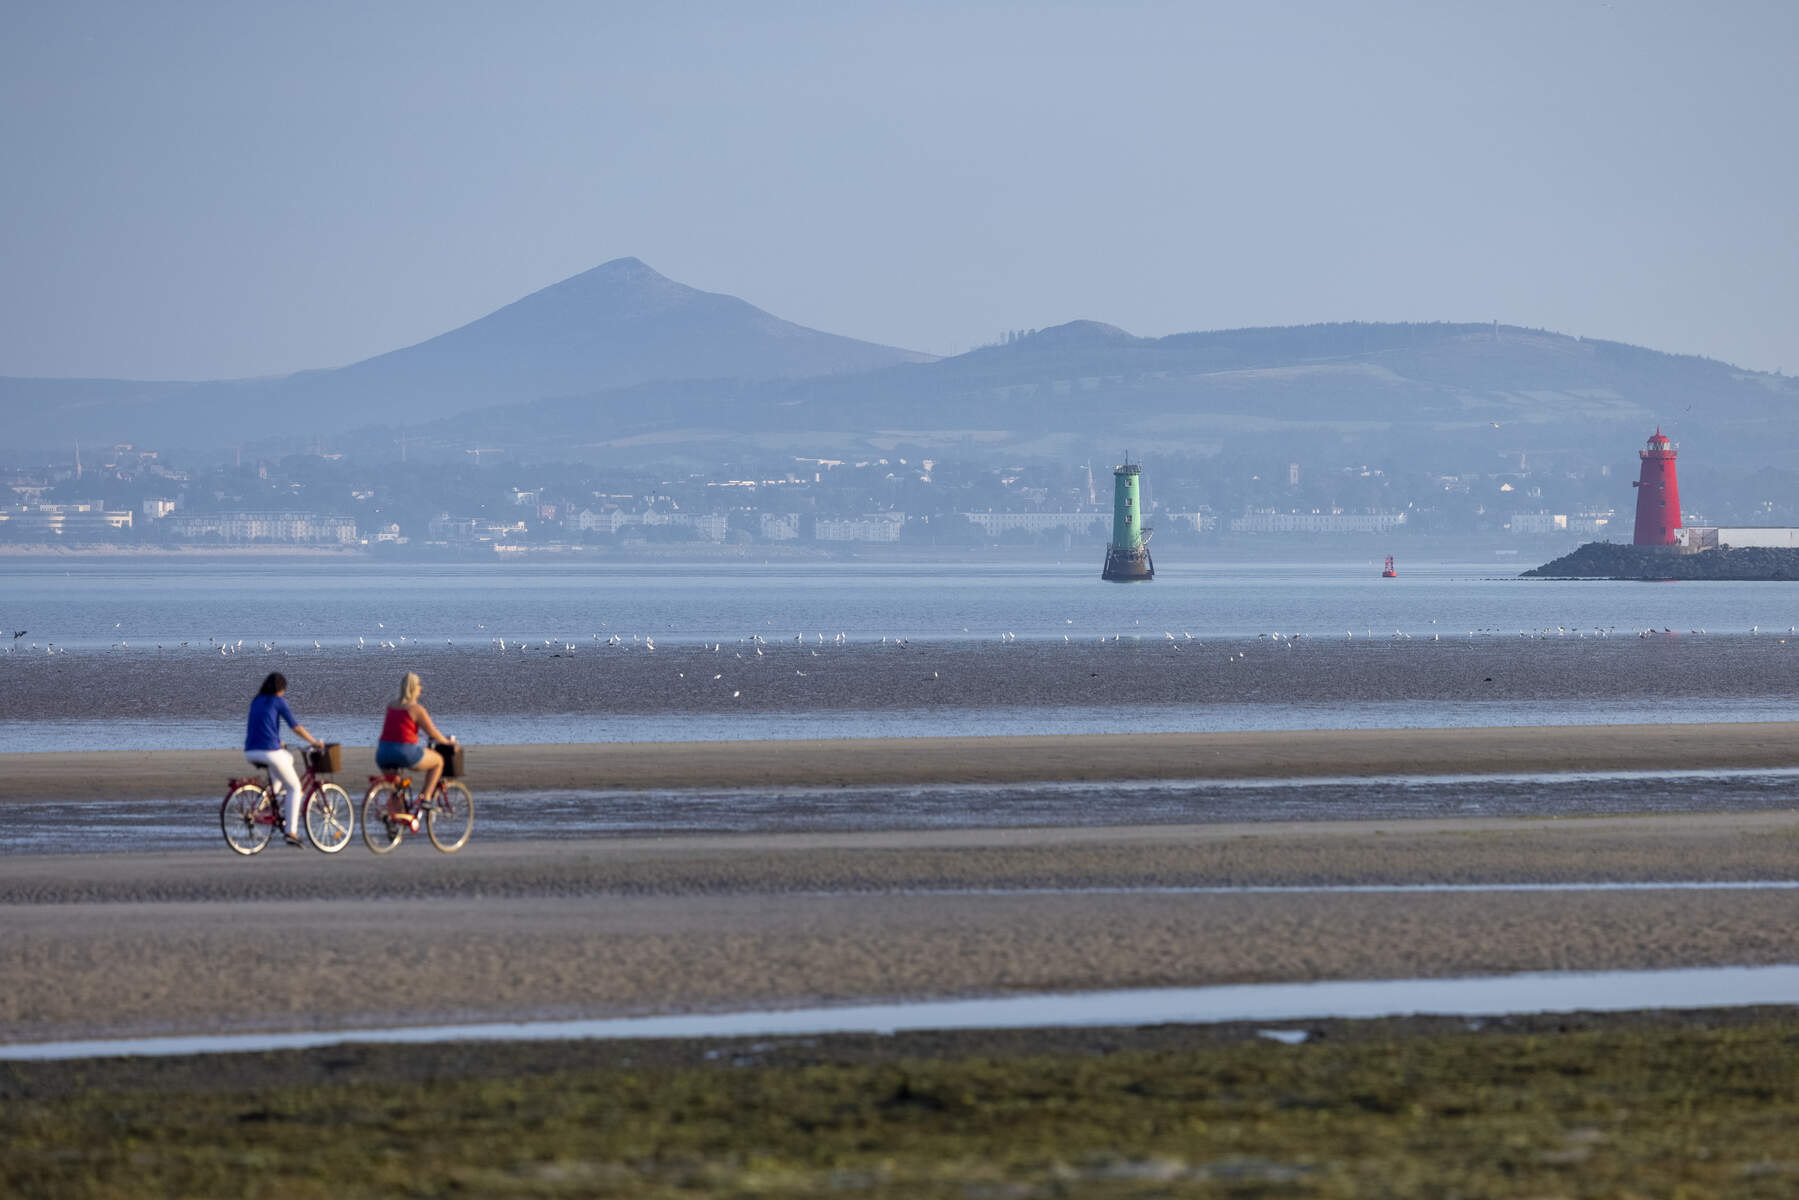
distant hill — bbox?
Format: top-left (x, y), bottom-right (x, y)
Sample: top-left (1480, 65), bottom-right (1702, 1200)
top-left (0, 258), bottom-right (933, 449)
top-left (7, 273), bottom-right (1797, 470)
top-left (441, 319), bottom-right (1799, 470)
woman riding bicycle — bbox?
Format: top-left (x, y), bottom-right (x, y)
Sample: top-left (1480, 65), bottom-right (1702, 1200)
top-left (376, 672), bottom-right (454, 832)
top-left (244, 672), bottom-right (324, 847)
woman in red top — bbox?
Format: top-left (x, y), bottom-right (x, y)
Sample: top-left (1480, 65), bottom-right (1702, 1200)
top-left (375, 671), bottom-right (454, 831)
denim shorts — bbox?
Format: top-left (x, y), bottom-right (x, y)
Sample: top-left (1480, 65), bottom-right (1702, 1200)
top-left (375, 740), bottom-right (425, 769)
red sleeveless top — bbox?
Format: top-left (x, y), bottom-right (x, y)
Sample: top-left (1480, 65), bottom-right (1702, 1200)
top-left (380, 705), bottom-right (418, 744)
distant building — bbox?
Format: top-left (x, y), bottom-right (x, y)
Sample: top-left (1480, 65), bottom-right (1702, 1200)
top-left (815, 513), bottom-right (906, 543)
top-left (573, 508), bottom-right (628, 535)
top-left (1230, 509), bottom-right (1407, 534)
top-left (574, 507), bottom-right (727, 542)
top-left (168, 511), bottom-right (355, 544)
top-left (0, 504), bottom-right (134, 535)
top-left (1568, 511), bottom-right (1615, 535)
top-left (1508, 512), bottom-right (1567, 535)
top-left (759, 513), bottom-right (801, 541)
top-left (1509, 510), bottom-right (1615, 536)
top-left (142, 498), bottom-right (179, 519)
top-left (1681, 526), bottom-right (1799, 550)
top-left (962, 511), bottom-right (1106, 536)
top-left (1158, 509), bottom-right (1217, 534)
top-left (427, 516), bottom-right (484, 541)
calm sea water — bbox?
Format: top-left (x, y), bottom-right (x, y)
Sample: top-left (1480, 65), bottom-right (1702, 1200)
top-left (6, 557), bottom-right (1799, 648)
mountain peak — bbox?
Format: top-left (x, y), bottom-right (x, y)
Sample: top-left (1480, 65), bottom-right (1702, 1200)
top-left (294, 257), bottom-right (933, 411)
top-left (530, 257), bottom-right (697, 316)
top-left (583, 256), bottom-right (666, 281)
top-left (1027, 320), bottom-right (1138, 346)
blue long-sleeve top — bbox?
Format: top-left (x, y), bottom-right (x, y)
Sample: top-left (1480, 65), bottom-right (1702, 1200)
top-left (245, 693), bottom-right (298, 752)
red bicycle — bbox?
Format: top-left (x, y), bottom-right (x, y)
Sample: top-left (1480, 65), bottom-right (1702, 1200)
top-left (361, 755), bottom-right (474, 854)
top-left (220, 743), bottom-right (355, 855)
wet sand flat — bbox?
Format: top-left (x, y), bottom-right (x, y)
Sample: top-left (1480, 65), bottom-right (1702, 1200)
top-left (8, 720), bottom-right (1799, 803)
top-left (5, 814), bottom-right (1799, 1045)
top-left (11, 636), bottom-right (1799, 729)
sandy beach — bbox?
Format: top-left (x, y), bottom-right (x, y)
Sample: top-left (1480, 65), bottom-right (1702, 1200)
top-left (5, 723), bottom-right (1798, 1050)
top-left (8, 721), bottom-right (1799, 803)
top-left (5, 811), bottom-right (1799, 1045)
top-left (7, 732), bottom-right (1799, 1197)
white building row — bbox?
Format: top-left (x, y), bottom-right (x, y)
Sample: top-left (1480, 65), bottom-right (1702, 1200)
top-left (961, 511), bottom-right (1107, 536)
top-left (960, 510), bottom-right (1217, 537)
top-left (1507, 511), bottom-right (1614, 535)
top-left (0, 504), bottom-right (135, 534)
top-left (1681, 526), bottom-right (1799, 550)
top-left (574, 508), bottom-right (730, 542)
top-left (816, 514), bottom-right (905, 543)
top-left (760, 513), bottom-right (801, 541)
top-left (1158, 510), bottom-right (1218, 533)
top-left (1229, 510), bottom-right (1408, 534)
top-left (427, 516), bottom-right (528, 541)
top-left (168, 511), bottom-right (357, 543)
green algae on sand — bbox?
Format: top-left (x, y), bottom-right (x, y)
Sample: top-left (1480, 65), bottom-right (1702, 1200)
top-left (5, 1013), bottom-right (1799, 1198)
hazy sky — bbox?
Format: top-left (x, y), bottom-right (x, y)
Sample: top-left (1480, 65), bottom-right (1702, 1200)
top-left (3, 1), bottom-right (1794, 380)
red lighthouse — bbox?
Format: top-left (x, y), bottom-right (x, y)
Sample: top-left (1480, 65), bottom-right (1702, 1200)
top-left (1631, 427), bottom-right (1681, 546)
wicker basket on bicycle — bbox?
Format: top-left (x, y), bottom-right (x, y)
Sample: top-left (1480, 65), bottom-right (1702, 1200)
top-left (433, 741), bottom-right (464, 778)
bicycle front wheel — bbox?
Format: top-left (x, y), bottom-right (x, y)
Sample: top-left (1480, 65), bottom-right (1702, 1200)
top-left (361, 784), bottom-right (406, 854)
top-left (306, 783), bottom-right (355, 853)
top-left (221, 784), bottom-right (275, 855)
top-left (427, 781), bottom-right (474, 853)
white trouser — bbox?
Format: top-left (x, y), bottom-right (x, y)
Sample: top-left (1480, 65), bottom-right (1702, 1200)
top-left (244, 748), bottom-right (302, 835)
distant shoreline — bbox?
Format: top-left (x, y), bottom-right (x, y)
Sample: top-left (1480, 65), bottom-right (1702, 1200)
top-left (0, 544), bottom-right (365, 558)
top-left (0, 534), bottom-right (1589, 565)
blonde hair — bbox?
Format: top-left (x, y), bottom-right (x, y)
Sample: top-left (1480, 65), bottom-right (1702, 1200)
top-left (397, 672), bottom-right (421, 707)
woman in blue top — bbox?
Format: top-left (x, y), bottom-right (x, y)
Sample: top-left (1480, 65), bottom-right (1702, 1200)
top-left (244, 672), bottom-right (323, 847)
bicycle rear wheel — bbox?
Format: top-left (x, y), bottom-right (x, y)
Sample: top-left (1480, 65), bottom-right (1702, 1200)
top-left (427, 781), bottom-right (474, 853)
top-left (221, 784), bottom-right (275, 855)
top-left (361, 784), bottom-right (407, 854)
top-left (306, 783), bottom-right (355, 853)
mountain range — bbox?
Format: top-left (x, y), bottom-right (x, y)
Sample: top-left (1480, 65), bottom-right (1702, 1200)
top-left (0, 258), bottom-right (932, 449)
top-left (5, 258), bottom-right (1796, 470)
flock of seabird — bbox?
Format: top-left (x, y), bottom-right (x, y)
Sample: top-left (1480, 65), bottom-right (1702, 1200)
top-left (6, 621), bottom-right (1799, 660)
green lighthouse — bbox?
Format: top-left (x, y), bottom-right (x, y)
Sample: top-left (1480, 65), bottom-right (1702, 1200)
top-left (1101, 455), bottom-right (1154, 581)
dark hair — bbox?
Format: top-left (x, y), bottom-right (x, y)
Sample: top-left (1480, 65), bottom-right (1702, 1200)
top-left (258, 672), bottom-right (287, 697)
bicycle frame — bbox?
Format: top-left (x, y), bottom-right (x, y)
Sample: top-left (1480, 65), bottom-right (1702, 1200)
top-left (366, 772), bottom-right (440, 820)
top-left (362, 764), bottom-right (472, 854)
top-left (222, 743), bottom-right (355, 856)
top-left (229, 754), bottom-right (327, 826)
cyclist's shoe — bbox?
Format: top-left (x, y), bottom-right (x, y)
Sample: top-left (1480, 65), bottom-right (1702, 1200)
top-left (284, 833), bottom-right (304, 847)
